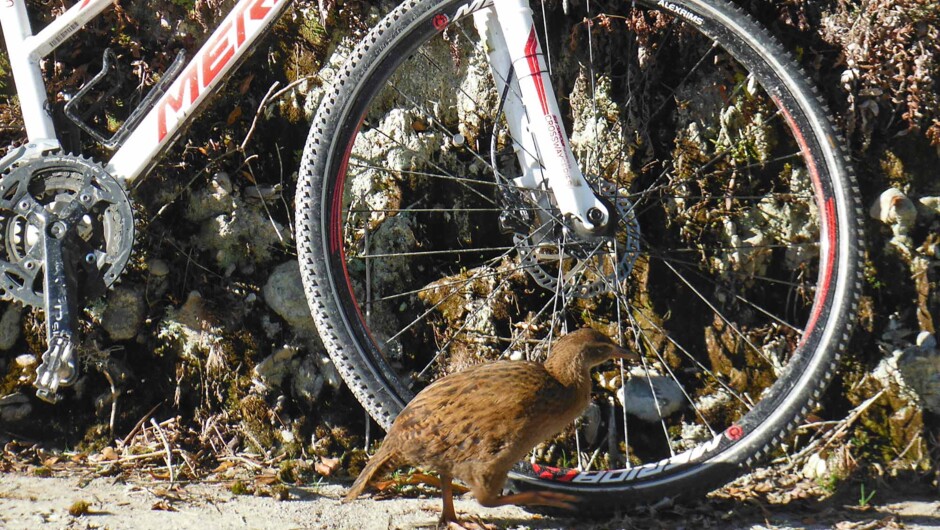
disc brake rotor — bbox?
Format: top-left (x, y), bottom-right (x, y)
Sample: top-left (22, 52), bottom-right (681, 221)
top-left (0, 155), bottom-right (135, 307)
top-left (514, 179), bottom-right (641, 298)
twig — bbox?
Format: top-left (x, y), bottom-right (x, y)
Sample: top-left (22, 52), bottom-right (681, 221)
top-left (121, 402), bottom-right (164, 448)
top-left (177, 449), bottom-right (199, 479)
top-left (818, 389), bottom-right (886, 453)
top-left (99, 366), bottom-right (119, 440)
top-left (239, 76), bottom-right (317, 152)
top-left (116, 450), bottom-right (169, 462)
top-left (150, 417), bottom-right (175, 484)
top-left (219, 455), bottom-right (263, 469)
top-left (774, 389), bottom-right (886, 468)
top-left (240, 83), bottom-right (280, 152)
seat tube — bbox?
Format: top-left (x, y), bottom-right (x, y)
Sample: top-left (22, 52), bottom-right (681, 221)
top-left (0, 0), bottom-right (58, 142)
top-left (490, 0), bottom-right (608, 230)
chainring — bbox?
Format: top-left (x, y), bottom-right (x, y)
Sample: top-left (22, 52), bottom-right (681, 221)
top-left (0, 154), bottom-right (134, 307)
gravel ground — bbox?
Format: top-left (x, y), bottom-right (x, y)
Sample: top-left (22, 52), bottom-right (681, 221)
top-left (1, 471), bottom-right (938, 529)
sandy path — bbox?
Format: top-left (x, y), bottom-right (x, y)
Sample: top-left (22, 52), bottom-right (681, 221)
top-left (1, 471), bottom-right (939, 529)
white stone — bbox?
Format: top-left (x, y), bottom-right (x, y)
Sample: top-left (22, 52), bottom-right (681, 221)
top-left (917, 196), bottom-right (940, 217)
top-left (579, 402), bottom-right (602, 446)
top-left (253, 346), bottom-right (300, 389)
top-left (870, 188), bottom-right (917, 230)
top-left (148, 258), bottom-right (170, 277)
top-left (917, 331), bottom-right (937, 350)
top-left (617, 375), bottom-right (685, 422)
top-left (14, 354), bottom-right (36, 367)
top-left (263, 261), bottom-right (316, 336)
top-left (801, 452), bottom-right (828, 480)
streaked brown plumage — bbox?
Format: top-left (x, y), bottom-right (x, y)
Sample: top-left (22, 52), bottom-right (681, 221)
top-left (344, 328), bottom-right (636, 524)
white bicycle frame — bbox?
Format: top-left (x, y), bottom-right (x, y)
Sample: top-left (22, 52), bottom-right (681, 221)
top-left (478, 0), bottom-right (611, 230)
top-left (1, 0), bottom-right (608, 229)
top-left (0, 0), bottom-right (290, 184)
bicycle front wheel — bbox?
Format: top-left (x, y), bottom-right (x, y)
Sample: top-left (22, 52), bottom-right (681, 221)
top-left (296, 0), bottom-right (863, 506)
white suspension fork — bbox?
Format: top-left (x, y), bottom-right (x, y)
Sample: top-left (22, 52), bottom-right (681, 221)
top-left (473, 0), bottom-right (609, 231)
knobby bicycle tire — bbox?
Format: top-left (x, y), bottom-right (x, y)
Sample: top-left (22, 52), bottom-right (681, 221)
top-left (296, 0), bottom-right (864, 507)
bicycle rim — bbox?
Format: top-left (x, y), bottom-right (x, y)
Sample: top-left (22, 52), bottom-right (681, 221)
top-left (296, 0), bottom-right (863, 504)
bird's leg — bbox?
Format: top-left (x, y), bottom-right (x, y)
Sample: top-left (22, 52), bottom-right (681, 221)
top-left (440, 473), bottom-right (458, 524)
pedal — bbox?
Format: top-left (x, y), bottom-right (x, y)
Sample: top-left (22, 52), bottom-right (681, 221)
top-left (64, 48), bottom-right (187, 149)
top-left (35, 334), bottom-right (78, 403)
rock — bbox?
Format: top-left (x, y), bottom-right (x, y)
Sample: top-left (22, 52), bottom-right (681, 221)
top-left (896, 340), bottom-right (940, 414)
top-left (185, 172), bottom-right (289, 273)
top-left (291, 354), bottom-right (324, 405)
top-left (870, 188), bottom-right (917, 231)
top-left (875, 329), bottom-right (940, 415)
top-left (15, 354), bottom-right (36, 368)
top-left (263, 261), bottom-right (316, 336)
top-left (917, 331), bottom-right (936, 350)
top-left (801, 452), bottom-right (828, 481)
top-left (917, 196), bottom-right (940, 218)
top-left (617, 375), bottom-right (685, 422)
top-left (158, 291), bottom-right (225, 361)
top-left (253, 346), bottom-right (300, 390)
top-left (0, 392), bottom-right (32, 423)
top-left (252, 346), bottom-right (326, 405)
top-left (579, 402), bottom-right (602, 446)
top-left (148, 258), bottom-right (170, 277)
top-left (316, 355), bottom-right (342, 390)
top-left (0, 304), bottom-right (22, 350)
top-left (211, 171), bottom-right (233, 196)
top-left (101, 286), bottom-right (146, 341)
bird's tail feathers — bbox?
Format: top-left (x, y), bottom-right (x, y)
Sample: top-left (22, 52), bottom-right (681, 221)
top-left (343, 446), bottom-right (397, 502)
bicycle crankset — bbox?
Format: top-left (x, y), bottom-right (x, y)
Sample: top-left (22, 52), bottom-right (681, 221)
top-left (512, 179), bottom-right (641, 298)
top-left (0, 154), bottom-right (134, 402)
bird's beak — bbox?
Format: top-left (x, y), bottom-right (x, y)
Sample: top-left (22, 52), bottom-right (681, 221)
top-left (610, 344), bottom-right (639, 362)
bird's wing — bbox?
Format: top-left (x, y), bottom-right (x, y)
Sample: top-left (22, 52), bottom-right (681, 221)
top-left (388, 361), bottom-right (580, 467)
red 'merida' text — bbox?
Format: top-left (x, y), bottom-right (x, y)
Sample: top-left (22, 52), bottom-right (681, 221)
top-left (157, 0), bottom-right (276, 141)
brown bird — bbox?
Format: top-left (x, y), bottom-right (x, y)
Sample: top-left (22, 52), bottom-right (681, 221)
top-left (344, 328), bottom-right (637, 525)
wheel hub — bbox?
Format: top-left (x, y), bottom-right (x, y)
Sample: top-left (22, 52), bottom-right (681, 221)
top-left (513, 179), bottom-right (641, 298)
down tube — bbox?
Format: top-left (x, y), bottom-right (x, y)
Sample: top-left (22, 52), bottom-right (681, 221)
top-left (106, 0), bottom-right (290, 185)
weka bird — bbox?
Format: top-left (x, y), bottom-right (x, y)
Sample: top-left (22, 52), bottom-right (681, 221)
top-left (345, 328), bottom-right (637, 524)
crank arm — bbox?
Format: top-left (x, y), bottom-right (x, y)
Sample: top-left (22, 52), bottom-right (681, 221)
top-left (34, 219), bottom-right (82, 403)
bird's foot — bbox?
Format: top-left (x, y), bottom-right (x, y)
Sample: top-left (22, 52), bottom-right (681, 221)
top-left (527, 491), bottom-right (580, 510)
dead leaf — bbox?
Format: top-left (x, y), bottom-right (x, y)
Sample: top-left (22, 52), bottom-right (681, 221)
top-left (227, 106), bottom-right (243, 125)
top-left (151, 500), bottom-right (176, 512)
top-left (212, 461), bottom-right (236, 473)
top-left (238, 73), bottom-right (255, 95)
top-left (314, 457), bottom-right (340, 476)
top-left (255, 473), bottom-right (279, 486)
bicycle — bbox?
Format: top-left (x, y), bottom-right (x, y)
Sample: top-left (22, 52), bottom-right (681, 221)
top-left (2, 0), bottom-right (863, 509)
